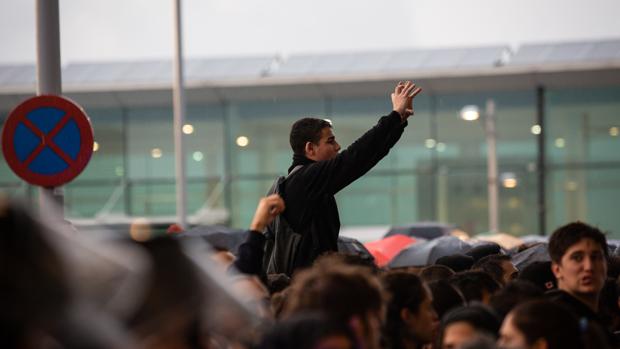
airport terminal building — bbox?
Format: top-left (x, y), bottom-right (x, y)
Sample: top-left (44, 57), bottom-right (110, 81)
top-left (1, 38), bottom-right (619, 237)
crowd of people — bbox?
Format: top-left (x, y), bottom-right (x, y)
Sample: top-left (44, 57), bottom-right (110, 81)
top-left (2, 192), bottom-right (619, 349)
top-left (2, 81), bottom-right (618, 349)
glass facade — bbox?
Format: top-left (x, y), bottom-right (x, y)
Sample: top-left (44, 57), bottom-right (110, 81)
top-left (546, 87), bottom-right (620, 234)
top-left (1, 85), bottom-right (619, 237)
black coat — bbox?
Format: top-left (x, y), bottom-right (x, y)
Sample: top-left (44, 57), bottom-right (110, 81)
top-left (281, 111), bottom-right (407, 272)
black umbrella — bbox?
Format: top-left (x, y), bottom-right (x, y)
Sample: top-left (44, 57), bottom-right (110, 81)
top-left (384, 222), bottom-right (455, 240)
top-left (388, 236), bottom-right (471, 268)
top-left (338, 236), bottom-right (374, 262)
top-left (178, 225), bottom-right (248, 254)
top-left (511, 243), bottom-right (550, 271)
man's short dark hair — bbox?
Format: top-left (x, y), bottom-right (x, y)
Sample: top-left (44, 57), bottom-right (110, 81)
top-left (472, 254), bottom-right (511, 285)
top-left (283, 264), bottom-right (384, 324)
top-left (489, 280), bottom-right (543, 321)
top-left (440, 304), bottom-right (501, 342)
top-left (548, 221), bottom-right (608, 263)
top-left (449, 271), bottom-right (501, 303)
top-left (289, 118), bottom-right (332, 155)
top-left (420, 264), bottom-right (456, 283)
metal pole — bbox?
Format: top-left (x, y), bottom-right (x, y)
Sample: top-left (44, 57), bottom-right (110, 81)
top-left (173, 0), bottom-right (188, 229)
top-left (485, 99), bottom-right (499, 233)
top-left (36, 0), bottom-right (64, 215)
top-left (536, 86), bottom-right (546, 236)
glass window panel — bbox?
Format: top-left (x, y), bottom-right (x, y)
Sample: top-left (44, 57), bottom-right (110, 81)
top-left (65, 182), bottom-right (123, 217)
top-left (229, 178), bottom-right (274, 228)
top-left (127, 106), bottom-right (175, 180)
top-left (331, 95), bottom-right (433, 172)
top-left (546, 167), bottom-right (620, 238)
top-left (547, 87), bottom-right (620, 164)
top-left (129, 181), bottom-right (176, 217)
top-left (435, 90), bottom-right (537, 235)
top-left (228, 99), bottom-right (327, 177)
top-left (185, 104), bottom-right (225, 179)
top-left (546, 87), bottom-right (620, 235)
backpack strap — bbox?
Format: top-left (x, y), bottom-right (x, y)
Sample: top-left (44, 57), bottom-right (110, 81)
top-left (287, 165), bottom-right (303, 178)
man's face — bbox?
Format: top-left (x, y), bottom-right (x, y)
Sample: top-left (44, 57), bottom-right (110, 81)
top-left (441, 321), bottom-right (477, 349)
top-left (552, 238), bottom-right (607, 297)
top-left (497, 313), bottom-right (529, 349)
top-left (307, 127), bottom-right (340, 161)
top-left (406, 286), bottom-right (440, 344)
top-left (500, 260), bottom-right (519, 285)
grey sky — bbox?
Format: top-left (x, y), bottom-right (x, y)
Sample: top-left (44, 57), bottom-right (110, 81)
top-left (1, 0), bottom-right (620, 64)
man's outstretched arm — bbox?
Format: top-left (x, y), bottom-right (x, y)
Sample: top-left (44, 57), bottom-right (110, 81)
top-left (300, 81), bottom-right (423, 196)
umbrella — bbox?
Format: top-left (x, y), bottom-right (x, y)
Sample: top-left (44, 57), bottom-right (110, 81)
top-left (384, 222), bottom-right (455, 240)
top-left (473, 233), bottom-right (524, 250)
top-left (178, 225), bottom-right (248, 254)
top-left (338, 236), bottom-right (374, 262)
top-left (364, 234), bottom-right (417, 267)
top-left (511, 243), bottom-right (550, 270)
top-left (388, 236), bottom-right (471, 268)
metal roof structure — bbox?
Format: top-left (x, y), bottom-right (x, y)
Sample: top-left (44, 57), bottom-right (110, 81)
top-left (1, 38), bottom-right (619, 108)
top-left (272, 46), bottom-right (507, 77)
top-left (508, 38), bottom-right (620, 66)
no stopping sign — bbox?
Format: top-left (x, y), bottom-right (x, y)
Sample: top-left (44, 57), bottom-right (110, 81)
top-left (1, 95), bottom-right (94, 187)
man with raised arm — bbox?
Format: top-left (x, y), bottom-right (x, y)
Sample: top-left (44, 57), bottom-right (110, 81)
top-left (272, 81), bottom-right (422, 275)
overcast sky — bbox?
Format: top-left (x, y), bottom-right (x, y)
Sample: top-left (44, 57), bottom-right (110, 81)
top-left (1, 0), bottom-right (620, 65)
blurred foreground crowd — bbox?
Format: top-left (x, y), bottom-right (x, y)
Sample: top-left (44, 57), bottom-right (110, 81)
top-left (1, 193), bottom-right (619, 349)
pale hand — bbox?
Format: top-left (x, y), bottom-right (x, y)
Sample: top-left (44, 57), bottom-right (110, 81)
top-left (249, 194), bottom-right (285, 232)
top-left (391, 80), bottom-right (422, 121)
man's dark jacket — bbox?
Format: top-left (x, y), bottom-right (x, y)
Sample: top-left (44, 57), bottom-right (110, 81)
top-left (280, 111), bottom-right (407, 272)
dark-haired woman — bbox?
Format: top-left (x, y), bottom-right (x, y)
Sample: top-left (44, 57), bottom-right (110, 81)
top-left (382, 271), bottom-right (439, 349)
top-left (498, 300), bottom-right (584, 349)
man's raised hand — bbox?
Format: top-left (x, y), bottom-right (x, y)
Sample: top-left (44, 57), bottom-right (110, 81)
top-left (391, 80), bottom-right (422, 121)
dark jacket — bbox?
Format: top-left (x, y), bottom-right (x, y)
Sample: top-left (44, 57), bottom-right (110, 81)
top-left (233, 230), bottom-right (265, 276)
top-left (281, 111), bottom-right (407, 272)
top-left (546, 289), bottom-right (617, 347)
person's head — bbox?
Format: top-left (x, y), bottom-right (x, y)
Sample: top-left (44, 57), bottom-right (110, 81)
top-left (284, 264), bottom-right (384, 349)
top-left (382, 271), bottom-right (439, 349)
top-left (128, 237), bottom-right (206, 348)
top-left (517, 261), bottom-right (556, 292)
top-left (599, 277), bottom-right (620, 332)
top-left (439, 304), bottom-right (501, 349)
top-left (290, 118), bottom-right (340, 161)
top-left (0, 198), bottom-right (70, 347)
top-left (435, 254), bottom-right (474, 273)
top-left (232, 274), bottom-right (271, 319)
top-left (466, 243), bottom-right (502, 263)
top-left (449, 271), bottom-right (501, 305)
top-left (259, 312), bottom-right (354, 349)
top-left (489, 280), bottom-right (543, 321)
top-left (548, 222), bottom-right (608, 302)
top-left (314, 251), bottom-right (379, 274)
top-left (498, 300), bottom-right (583, 349)
top-left (420, 264), bottom-right (456, 283)
top-left (606, 255), bottom-right (620, 280)
top-left (428, 279), bottom-right (466, 320)
top-left (473, 254), bottom-right (518, 286)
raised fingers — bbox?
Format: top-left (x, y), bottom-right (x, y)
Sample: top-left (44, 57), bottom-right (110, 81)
top-left (409, 86), bottom-right (422, 98)
top-left (402, 82), bottom-right (416, 96)
top-left (395, 81), bottom-right (406, 94)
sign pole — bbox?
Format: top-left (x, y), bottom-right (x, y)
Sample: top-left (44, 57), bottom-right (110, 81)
top-left (36, 0), bottom-right (64, 215)
top-left (173, 0), bottom-right (188, 229)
